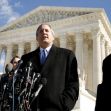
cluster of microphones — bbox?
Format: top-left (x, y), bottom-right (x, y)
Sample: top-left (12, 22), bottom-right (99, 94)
top-left (5, 60), bottom-right (47, 88)
top-left (4, 60), bottom-right (47, 111)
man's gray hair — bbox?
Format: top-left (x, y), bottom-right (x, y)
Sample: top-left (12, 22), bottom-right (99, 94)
top-left (36, 24), bottom-right (55, 37)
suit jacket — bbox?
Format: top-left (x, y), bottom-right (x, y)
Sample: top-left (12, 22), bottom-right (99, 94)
top-left (21, 45), bottom-right (79, 111)
top-left (95, 54), bottom-right (111, 111)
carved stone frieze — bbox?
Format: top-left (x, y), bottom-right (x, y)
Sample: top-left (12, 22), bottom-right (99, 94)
top-left (0, 6), bottom-right (93, 32)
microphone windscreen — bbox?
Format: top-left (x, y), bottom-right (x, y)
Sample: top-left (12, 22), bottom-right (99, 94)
top-left (5, 63), bottom-right (13, 74)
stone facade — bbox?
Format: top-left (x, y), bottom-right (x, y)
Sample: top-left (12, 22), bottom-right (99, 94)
top-left (0, 6), bottom-right (111, 111)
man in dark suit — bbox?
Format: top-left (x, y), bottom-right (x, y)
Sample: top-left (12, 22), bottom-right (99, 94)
top-left (21, 24), bottom-right (79, 111)
top-left (95, 54), bottom-right (111, 111)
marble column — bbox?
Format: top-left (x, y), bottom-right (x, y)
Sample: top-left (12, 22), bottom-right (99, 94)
top-left (92, 30), bottom-right (102, 93)
top-left (105, 41), bottom-right (110, 56)
top-left (59, 34), bottom-right (67, 48)
top-left (83, 37), bottom-right (89, 90)
top-left (75, 32), bottom-right (84, 111)
top-left (75, 32), bottom-right (84, 79)
top-left (18, 43), bottom-right (24, 58)
top-left (30, 41), bottom-right (37, 51)
top-left (5, 44), bottom-right (13, 65)
top-left (101, 36), bottom-right (105, 61)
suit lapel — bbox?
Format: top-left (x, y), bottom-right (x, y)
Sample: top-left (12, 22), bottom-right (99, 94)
top-left (30, 45), bottom-right (58, 77)
top-left (31, 48), bottom-right (41, 72)
top-left (40, 45), bottom-right (57, 77)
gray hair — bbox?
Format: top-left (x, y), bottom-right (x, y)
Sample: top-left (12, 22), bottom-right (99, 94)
top-left (36, 24), bottom-right (55, 37)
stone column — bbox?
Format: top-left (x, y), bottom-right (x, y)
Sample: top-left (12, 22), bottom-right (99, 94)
top-left (75, 32), bottom-right (84, 111)
top-left (101, 36), bottom-right (105, 61)
top-left (18, 43), bottom-right (24, 58)
top-left (92, 30), bottom-right (102, 93)
top-left (5, 44), bottom-right (13, 65)
top-left (75, 32), bottom-right (83, 79)
top-left (105, 41), bottom-right (110, 56)
top-left (83, 36), bottom-right (89, 90)
top-left (109, 46), bottom-right (111, 55)
top-left (59, 34), bottom-right (67, 48)
top-left (30, 41), bottom-right (37, 51)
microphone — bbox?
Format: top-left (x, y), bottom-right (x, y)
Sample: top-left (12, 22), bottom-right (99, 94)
top-left (11, 60), bottom-right (23, 111)
top-left (30, 78), bottom-right (47, 105)
top-left (14, 60), bottom-right (23, 74)
top-left (31, 73), bottom-right (41, 89)
top-left (25, 61), bottom-right (33, 95)
top-left (35, 78), bottom-right (47, 97)
top-left (33, 73), bottom-right (41, 84)
top-left (27, 61), bottom-right (32, 78)
top-left (5, 63), bottom-right (13, 74)
top-left (28, 73), bottom-right (41, 100)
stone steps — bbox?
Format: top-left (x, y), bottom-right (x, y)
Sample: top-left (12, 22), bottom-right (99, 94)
top-left (72, 89), bottom-right (96, 111)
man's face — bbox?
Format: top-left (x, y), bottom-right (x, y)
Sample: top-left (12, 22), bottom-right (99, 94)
top-left (36, 25), bottom-right (54, 48)
top-left (13, 58), bottom-right (20, 69)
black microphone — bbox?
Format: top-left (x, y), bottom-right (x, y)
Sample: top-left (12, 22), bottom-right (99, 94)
top-left (33, 73), bottom-right (41, 84)
top-left (31, 73), bottom-right (41, 89)
top-left (14, 60), bottom-right (23, 74)
top-left (27, 61), bottom-right (32, 77)
top-left (25, 61), bottom-right (32, 85)
top-left (35, 78), bottom-right (47, 97)
top-left (25, 61), bottom-right (33, 95)
top-left (28, 73), bottom-right (41, 100)
top-left (30, 78), bottom-right (47, 105)
top-left (5, 63), bottom-right (13, 74)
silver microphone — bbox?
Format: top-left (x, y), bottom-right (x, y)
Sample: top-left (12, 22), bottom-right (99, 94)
top-left (14, 60), bottom-right (23, 74)
top-left (30, 78), bottom-right (47, 105)
top-left (34, 78), bottom-right (47, 97)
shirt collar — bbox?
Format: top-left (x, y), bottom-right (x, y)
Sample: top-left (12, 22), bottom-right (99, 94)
top-left (40, 44), bottom-right (52, 55)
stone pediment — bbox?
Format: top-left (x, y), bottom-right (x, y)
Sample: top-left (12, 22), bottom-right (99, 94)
top-left (0, 6), bottom-right (104, 32)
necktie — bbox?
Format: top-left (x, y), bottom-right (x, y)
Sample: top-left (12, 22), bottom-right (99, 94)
top-left (40, 49), bottom-right (46, 64)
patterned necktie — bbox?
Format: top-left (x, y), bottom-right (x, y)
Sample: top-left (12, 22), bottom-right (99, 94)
top-left (40, 49), bottom-right (46, 64)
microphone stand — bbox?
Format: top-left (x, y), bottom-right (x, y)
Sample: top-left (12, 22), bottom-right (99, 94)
top-left (12, 70), bottom-right (19, 111)
top-left (0, 84), bottom-right (7, 110)
top-left (12, 74), bottom-right (15, 111)
top-left (12, 60), bottom-right (23, 111)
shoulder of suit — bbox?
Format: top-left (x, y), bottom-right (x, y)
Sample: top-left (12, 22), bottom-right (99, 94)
top-left (103, 53), bottom-right (111, 62)
top-left (21, 49), bottom-right (38, 59)
top-left (56, 46), bottom-right (73, 55)
top-left (57, 46), bottom-right (72, 52)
